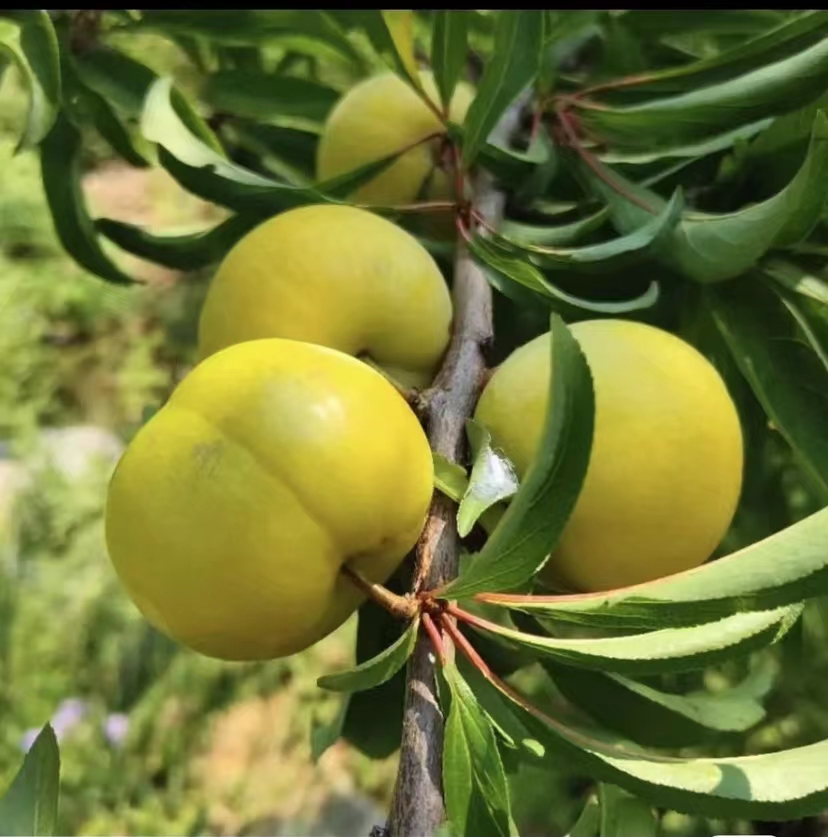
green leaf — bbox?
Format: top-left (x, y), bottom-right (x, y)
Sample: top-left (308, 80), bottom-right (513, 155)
top-left (95, 214), bottom-right (264, 271)
top-left (227, 121), bottom-right (319, 180)
top-left (141, 76), bottom-right (227, 160)
top-left (578, 35), bottom-right (828, 149)
top-left (565, 794), bottom-right (600, 837)
top-left (708, 276), bottom-right (828, 500)
top-left (441, 315), bottom-right (594, 599)
top-left (457, 420), bottom-right (519, 539)
top-left (356, 10), bottom-right (424, 97)
top-left (72, 46), bottom-right (156, 117)
top-left (761, 258), bottom-right (828, 306)
top-left (310, 698), bottom-right (348, 763)
top-left (40, 113), bottom-right (137, 286)
top-left (461, 11), bottom-right (544, 166)
top-left (491, 188), bottom-right (684, 271)
top-left (433, 452), bottom-right (469, 503)
top-left (459, 604), bottom-right (800, 675)
top-left (202, 71), bottom-right (340, 124)
top-left (466, 654), bottom-right (828, 819)
top-left (317, 615), bottom-right (419, 693)
top-left (60, 51), bottom-right (148, 168)
top-left (442, 661), bottom-right (515, 837)
top-left (0, 12), bottom-right (60, 150)
top-left (588, 111), bottom-right (828, 283)
top-left (598, 784), bottom-right (656, 837)
top-left (480, 131), bottom-right (556, 186)
top-left (469, 234), bottom-right (662, 315)
top-left (501, 209), bottom-right (610, 248)
top-left (598, 118), bottom-right (772, 165)
top-left (0, 724), bottom-right (60, 837)
top-left (137, 10), bottom-right (364, 67)
top-left (431, 11), bottom-right (469, 112)
top-left (477, 505), bottom-right (828, 629)
top-left (337, 598), bottom-right (409, 759)
top-left (545, 661), bottom-right (767, 748)
top-left (604, 12), bottom-right (828, 98)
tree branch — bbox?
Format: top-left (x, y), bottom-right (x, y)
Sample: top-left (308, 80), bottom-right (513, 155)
top-left (387, 96), bottom-right (528, 836)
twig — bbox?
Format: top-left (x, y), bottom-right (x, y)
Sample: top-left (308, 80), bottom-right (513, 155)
top-left (386, 96), bottom-right (526, 836)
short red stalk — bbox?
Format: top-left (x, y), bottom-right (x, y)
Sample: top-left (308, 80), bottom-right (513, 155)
top-left (422, 611), bottom-right (448, 666)
top-left (555, 110), bottom-right (656, 214)
top-left (444, 602), bottom-right (506, 636)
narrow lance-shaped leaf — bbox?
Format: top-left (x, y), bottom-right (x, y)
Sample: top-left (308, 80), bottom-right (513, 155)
top-left (543, 659), bottom-right (768, 748)
top-left (71, 45), bottom-right (157, 117)
top-left (476, 505), bottom-right (828, 629)
top-left (95, 214), bottom-right (265, 271)
top-left (333, 599), bottom-right (408, 760)
top-left (455, 604), bottom-right (801, 676)
top-left (595, 11), bottom-right (828, 99)
top-left (490, 187), bottom-right (684, 271)
top-left (470, 235), bottom-right (661, 321)
top-left (441, 315), bottom-right (595, 599)
top-left (442, 661), bottom-right (516, 837)
top-left (585, 110), bottom-right (828, 283)
top-left (359, 10), bottom-right (426, 99)
top-left (142, 77), bottom-right (407, 214)
top-left (457, 420), bottom-right (519, 539)
top-left (59, 49), bottom-right (149, 168)
top-left (461, 11), bottom-right (544, 166)
top-left (431, 11), bottom-right (470, 112)
top-left (202, 71), bottom-right (341, 124)
top-left (0, 13), bottom-right (60, 151)
top-left (136, 10), bottom-right (365, 68)
top-left (708, 276), bottom-right (828, 500)
top-left (761, 258), bottom-right (828, 307)
top-left (40, 113), bottom-right (137, 286)
top-left (501, 208), bottom-right (610, 248)
top-left (578, 35), bottom-right (828, 149)
top-left (317, 615), bottom-right (419, 693)
top-left (0, 724), bottom-right (60, 837)
top-left (467, 651), bottom-right (828, 820)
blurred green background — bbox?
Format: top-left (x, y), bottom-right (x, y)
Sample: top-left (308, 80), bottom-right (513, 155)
top-left (1, 23), bottom-right (828, 837)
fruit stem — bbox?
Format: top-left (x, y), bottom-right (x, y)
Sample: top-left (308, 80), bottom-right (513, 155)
top-left (340, 564), bottom-right (419, 621)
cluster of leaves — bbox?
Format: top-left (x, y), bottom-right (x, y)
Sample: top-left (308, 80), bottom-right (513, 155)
top-left (3, 8), bottom-right (828, 837)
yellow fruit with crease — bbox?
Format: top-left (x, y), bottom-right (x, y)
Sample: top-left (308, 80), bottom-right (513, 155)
top-left (317, 70), bottom-right (475, 238)
top-left (197, 204), bottom-right (453, 389)
top-left (475, 319), bottom-right (744, 592)
top-left (105, 339), bottom-right (434, 661)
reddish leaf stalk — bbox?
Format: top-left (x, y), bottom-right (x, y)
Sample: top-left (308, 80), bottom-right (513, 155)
top-left (422, 611), bottom-right (448, 666)
top-left (555, 109), bottom-right (657, 214)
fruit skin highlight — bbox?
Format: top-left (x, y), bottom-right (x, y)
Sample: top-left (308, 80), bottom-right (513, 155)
top-left (105, 338), bottom-right (434, 661)
top-left (197, 204), bottom-right (453, 388)
top-left (475, 319), bottom-right (744, 592)
top-left (316, 70), bottom-right (475, 208)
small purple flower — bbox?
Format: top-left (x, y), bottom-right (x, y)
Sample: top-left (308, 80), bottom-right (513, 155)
top-left (102, 713), bottom-right (129, 747)
top-left (18, 728), bottom-right (40, 753)
top-left (51, 697), bottom-right (89, 740)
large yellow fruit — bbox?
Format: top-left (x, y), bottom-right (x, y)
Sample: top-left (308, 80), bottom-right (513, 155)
top-left (316, 70), bottom-right (475, 208)
top-left (197, 204), bottom-right (453, 388)
top-left (475, 320), bottom-right (744, 592)
top-left (105, 339), bottom-right (434, 661)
